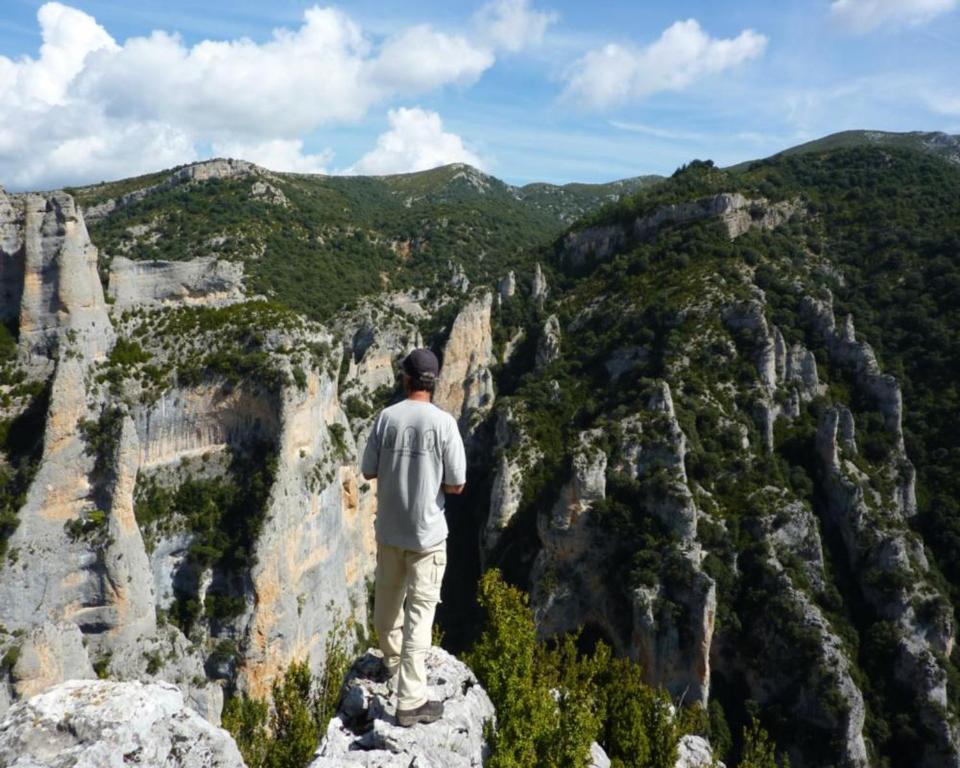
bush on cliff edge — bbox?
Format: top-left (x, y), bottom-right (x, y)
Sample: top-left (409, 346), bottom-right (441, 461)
top-left (468, 568), bottom-right (682, 768)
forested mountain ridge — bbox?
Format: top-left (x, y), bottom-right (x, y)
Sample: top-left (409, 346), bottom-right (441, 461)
top-left (63, 159), bottom-right (657, 321)
top-left (0, 137), bottom-right (958, 768)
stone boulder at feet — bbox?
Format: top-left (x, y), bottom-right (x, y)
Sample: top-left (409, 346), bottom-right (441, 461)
top-left (310, 647), bottom-right (494, 768)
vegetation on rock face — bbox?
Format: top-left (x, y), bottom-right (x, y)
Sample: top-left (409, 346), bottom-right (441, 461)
top-left (50, 140), bottom-right (960, 767)
top-left (222, 614), bottom-right (355, 768)
top-left (135, 441), bottom-right (277, 632)
top-left (0, 380), bottom-right (49, 561)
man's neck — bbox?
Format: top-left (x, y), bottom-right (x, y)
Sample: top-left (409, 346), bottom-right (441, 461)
top-left (406, 391), bottom-right (431, 403)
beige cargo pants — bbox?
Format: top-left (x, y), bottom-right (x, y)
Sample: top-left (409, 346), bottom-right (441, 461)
top-left (373, 539), bottom-right (447, 710)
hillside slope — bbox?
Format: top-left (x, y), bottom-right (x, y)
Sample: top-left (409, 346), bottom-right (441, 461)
top-left (477, 147), bottom-right (960, 767)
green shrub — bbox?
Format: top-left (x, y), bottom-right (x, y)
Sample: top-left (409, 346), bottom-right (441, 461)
top-left (738, 718), bottom-right (790, 768)
top-left (469, 569), bottom-right (684, 768)
top-left (222, 614), bottom-right (357, 768)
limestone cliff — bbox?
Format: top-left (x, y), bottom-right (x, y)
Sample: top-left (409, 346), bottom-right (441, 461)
top-left (562, 193), bottom-right (802, 269)
top-left (434, 292), bottom-right (496, 437)
top-left (529, 384), bottom-right (716, 707)
top-left (108, 255), bottom-right (245, 311)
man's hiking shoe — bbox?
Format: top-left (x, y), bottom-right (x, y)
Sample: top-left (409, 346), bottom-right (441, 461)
top-left (396, 700), bottom-right (444, 727)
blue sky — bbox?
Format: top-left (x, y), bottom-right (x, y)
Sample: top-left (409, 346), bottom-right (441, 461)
top-left (1, 0), bottom-right (958, 190)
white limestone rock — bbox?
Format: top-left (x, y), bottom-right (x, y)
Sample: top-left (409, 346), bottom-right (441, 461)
top-left (561, 193), bottom-right (801, 269)
top-left (434, 293), bottom-right (495, 434)
top-left (675, 735), bottom-right (721, 768)
top-left (535, 314), bottom-right (562, 371)
top-left (310, 648), bottom-right (494, 768)
top-left (531, 262), bottom-right (548, 304)
top-left (237, 370), bottom-right (375, 700)
top-left (0, 678), bottom-right (244, 767)
top-left (10, 622), bottom-right (95, 701)
top-left (83, 158), bottom-right (259, 223)
top-left (108, 256), bottom-right (245, 311)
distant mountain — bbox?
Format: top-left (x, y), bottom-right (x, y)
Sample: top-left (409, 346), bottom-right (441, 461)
top-left (512, 175), bottom-right (662, 223)
top-left (731, 129), bottom-right (960, 171)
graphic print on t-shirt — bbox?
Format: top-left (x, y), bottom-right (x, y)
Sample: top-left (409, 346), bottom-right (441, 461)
top-left (383, 425), bottom-right (440, 457)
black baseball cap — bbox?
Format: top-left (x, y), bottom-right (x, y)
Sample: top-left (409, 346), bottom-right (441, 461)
top-left (402, 348), bottom-right (439, 380)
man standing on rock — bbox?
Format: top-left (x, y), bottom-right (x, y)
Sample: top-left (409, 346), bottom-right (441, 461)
top-left (360, 348), bottom-right (466, 727)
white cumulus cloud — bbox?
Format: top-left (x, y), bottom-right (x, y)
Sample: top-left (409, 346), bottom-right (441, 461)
top-left (370, 25), bottom-right (494, 91)
top-left (0, 3), bottom-right (497, 190)
top-left (830, 0), bottom-right (956, 32)
top-left (562, 19), bottom-right (767, 111)
top-left (348, 107), bottom-right (483, 175)
top-left (474, 0), bottom-right (558, 52)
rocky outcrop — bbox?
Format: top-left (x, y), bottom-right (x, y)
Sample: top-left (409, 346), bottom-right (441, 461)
top-left (108, 255), bottom-right (245, 311)
top-left (723, 299), bottom-right (823, 449)
top-left (498, 270), bottom-right (516, 300)
top-left (134, 382), bottom-right (281, 469)
top-left (0, 187), bottom-right (376, 726)
top-left (450, 261), bottom-right (470, 293)
top-left (484, 406), bottom-right (542, 555)
top-left (739, 491), bottom-right (870, 768)
top-left (0, 191), bottom-right (124, 635)
top-left (251, 179), bottom-right (288, 206)
top-left (0, 188), bottom-right (24, 324)
top-left (434, 293), bottom-right (495, 435)
top-left (9, 190), bottom-right (115, 368)
top-left (817, 406), bottom-right (958, 766)
top-left (82, 159), bottom-right (259, 222)
top-left (561, 225), bottom-right (627, 268)
top-left (9, 622), bottom-right (96, 701)
top-left (562, 193), bottom-right (802, 268)
top-left (0, 678), bottom-right (244, 767)
top-left (531, 262), bottom-right (548, 305)
top-left (802, 294), bottom-right (906, 453)
top-left (310, 647), bottom-right (494, 768)
top-left (535, 314), bottom-right (561, 371)
top-left (530, 385), bottom-right (715, 706)
top-left (676, 735), bottom-right (722, 768)
top-left (336, 302), bottom-right (422, 415)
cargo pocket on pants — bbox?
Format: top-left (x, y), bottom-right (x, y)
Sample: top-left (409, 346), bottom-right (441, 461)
top-left (426, 549), bottom-right (447, 603)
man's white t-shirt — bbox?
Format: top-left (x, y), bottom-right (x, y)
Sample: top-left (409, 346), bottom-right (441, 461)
top-left (360, 399), bottom-right (467, 551)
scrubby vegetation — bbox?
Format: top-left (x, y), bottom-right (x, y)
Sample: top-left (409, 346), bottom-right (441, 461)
top-left (222, 613), bottom-right (355, 768)
top-left (475, 146), bottom-right (960, 766)
top-left (54, 141), bottom-right (960, 767)
top-left (470, 569), bottom-right (685, 768)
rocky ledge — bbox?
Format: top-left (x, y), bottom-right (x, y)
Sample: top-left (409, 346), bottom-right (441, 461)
top-left (309, 647), bottom-right (495, 768)
top-left (0, 678), bottom-right (244, 767)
